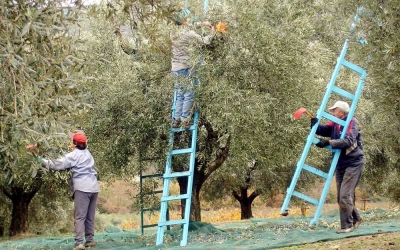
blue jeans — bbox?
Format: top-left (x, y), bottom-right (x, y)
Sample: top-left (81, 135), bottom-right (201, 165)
top-left (171, 68), bottom-right (198, 121)
top-left (336, 164), bottom-right (363, 229)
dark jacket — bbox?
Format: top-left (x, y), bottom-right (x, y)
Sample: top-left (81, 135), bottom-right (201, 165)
top-left (315, 117), bottom-right (364, 169)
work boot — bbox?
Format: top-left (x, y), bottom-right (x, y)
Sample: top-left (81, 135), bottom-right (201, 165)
top-left (172, 119), bottom-right (181, 128)
top-left (181, 117), bottom-right (193, 129)
top-left (336, 227), bottom-right (353, 234)
top-left (353, 217), bottom-right (363, 229)
top-left (85, 241), bottom-right (97, 247)
top-left (73, 244), bottom-right (85, 250)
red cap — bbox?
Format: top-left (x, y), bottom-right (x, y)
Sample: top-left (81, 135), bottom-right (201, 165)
top-left (72, 133), bottom-right (87, 143)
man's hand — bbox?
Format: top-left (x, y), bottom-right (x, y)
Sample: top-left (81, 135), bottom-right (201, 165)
top-left (201, 21), bottom-right (212, 28)
top-left (26, 144), bottom-right (38, 156)
top-left (316, 139), bottom-right (330, 148)
top-left (310, 118), bottom-right (318, 128)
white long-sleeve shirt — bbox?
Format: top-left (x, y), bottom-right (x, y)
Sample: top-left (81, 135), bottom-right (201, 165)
top-left (42, 149), bottom-right (100, 193)
top-left (171, 28), bottom-right (214, 72)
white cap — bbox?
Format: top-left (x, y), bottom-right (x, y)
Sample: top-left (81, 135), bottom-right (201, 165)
top-left (328, 101), bottom-right (350, 113)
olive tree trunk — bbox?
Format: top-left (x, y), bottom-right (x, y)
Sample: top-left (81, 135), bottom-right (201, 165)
top-left (2, 182), bottom-right (41, 236)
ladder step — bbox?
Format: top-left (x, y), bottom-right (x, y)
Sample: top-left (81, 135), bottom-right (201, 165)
top-left (292, 191), bottom-right (319, 206)
top-left (331, 86), bottom-right (355, 100)
top-left (141, 173), bottom-right (163, 179)
top-left (171, 148), bottom-right (193, 155)
top-left (164, 171), bottom-right (191, 179)
top-left (158, 219), bottom-right (186, 227)
top-left (142, 190), bottom-right (163, 195)
top-left (142, 207), bottom-right (160, 212)
top-left (342, 60), bottom-right (365, 75)
top-left (302, 164), bottom-right (328, 179)
top-left (321, 112), bottom-right (346, 126)
top-left (312, 137), bottom-right (334, 151)
top-left (161, 194), bottom-right (189, 202)
top-left (143, 223), bottom-right (158, 228)
top-left (171, 125), bottom-right (196, 132)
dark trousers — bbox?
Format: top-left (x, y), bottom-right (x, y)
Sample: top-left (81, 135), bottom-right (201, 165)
top-left (335, 164), bottom-right (363, 229)
top-left (74, 190), bottom-right (98, 246)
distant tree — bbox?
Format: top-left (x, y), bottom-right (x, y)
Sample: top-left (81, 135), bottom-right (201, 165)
top-left (351, 0), bottom-right (400, 201)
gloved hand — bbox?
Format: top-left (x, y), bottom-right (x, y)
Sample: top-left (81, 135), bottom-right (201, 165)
top-left (37, 157), bottom-right (44, 165)
top-left (26, 144), bottom-right (38, 156)
top-left (310, 118), bottom-right (319, 128)
top-left (316, 139), bottom-right (330, 148)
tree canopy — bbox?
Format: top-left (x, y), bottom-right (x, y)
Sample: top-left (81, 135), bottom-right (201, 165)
top-left (0, 0), bottom-right (90, 235)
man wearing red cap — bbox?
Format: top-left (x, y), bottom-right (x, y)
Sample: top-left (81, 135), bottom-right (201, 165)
top-left (41, 132), bottom-right (99, 250)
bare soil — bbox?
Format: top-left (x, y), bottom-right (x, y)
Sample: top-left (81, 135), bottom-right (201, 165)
top-left (282, 231), bottom-right (400, 250)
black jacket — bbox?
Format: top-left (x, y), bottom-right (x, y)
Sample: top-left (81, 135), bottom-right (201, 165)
top-left (315, 117), bottom-right (364, 169)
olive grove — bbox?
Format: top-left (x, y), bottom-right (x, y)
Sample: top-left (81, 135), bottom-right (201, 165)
top-left (2, 0), bottom-right (400, 236)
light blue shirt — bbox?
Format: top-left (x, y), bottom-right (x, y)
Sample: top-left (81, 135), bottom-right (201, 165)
top-left (43, 149), bottom-right (100, 193)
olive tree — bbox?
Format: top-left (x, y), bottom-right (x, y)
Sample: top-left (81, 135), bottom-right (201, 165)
top-left (83, 0), bottom-right (325, 221)
top-left (352, 0), bottom-right (400, 201)
top-left (198, 0), bottom-right (328, 219)
top-left (0, 0), bottom-right (89, 235)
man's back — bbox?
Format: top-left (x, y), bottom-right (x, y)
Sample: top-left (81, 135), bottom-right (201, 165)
top-left (171, 28), bottom-right (214, 72)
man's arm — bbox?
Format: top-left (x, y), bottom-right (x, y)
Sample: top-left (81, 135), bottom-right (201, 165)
top-left (187, 26), bottom-right (215, 45)
top-left (315, 121), bottom-right (334, 137)
top-left (42, 156), bottom-right (72, 170)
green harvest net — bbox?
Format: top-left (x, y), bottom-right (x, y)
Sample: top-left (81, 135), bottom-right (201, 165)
top-left (1, 209), bottom-right (399, 250)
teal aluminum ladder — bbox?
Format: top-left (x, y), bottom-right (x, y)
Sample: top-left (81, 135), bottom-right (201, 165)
top-left (139, 168), bottom-right (170, 235)
top-left (280, 8), bottom-right (369, 226)
top-left (156, 92), bottom-right (199, 246)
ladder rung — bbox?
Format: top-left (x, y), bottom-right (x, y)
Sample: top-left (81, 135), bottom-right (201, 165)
top-left (141, 173), bottom-right (163, 179)
top-left (312, 138), bottom-right (334, 152)
top-left (321, 112), bottom-right (346, 126)
top-left (171, 148), bottom-right (193, 155)
top-left (292, 191), bottom-right (319, 206)
top-left (142, 207), bottom-right (160, 212)
top-left (142, 190), bottom-right (163, 195)
top-left (331, 86), bottom-right (355, 100)
top-left (143, 223), bottom-right (158, 228)
top-left (140, 157), bottom-right (163, 161)
top-left (302, 164), bottom-right (328, 179)
top-left (164, 171), bottom-right (191, 179)
top-left (158, 219), bottom-right (186, 227)
top-left (342, 60), bottom-right (365, 75)
top-left (161, 194), bottom-right (189, 202)
top-left (171, 125), bottom-right (196, 132)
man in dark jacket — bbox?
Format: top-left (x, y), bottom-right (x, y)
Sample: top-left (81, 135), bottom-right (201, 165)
top-left (311, 100), bottom-right (364, 234)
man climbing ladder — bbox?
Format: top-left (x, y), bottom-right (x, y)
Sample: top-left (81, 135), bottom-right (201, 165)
top-left (170, 8), bottom-right (215, 129)
top-left (156, 6), bottom-right (227, 246)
